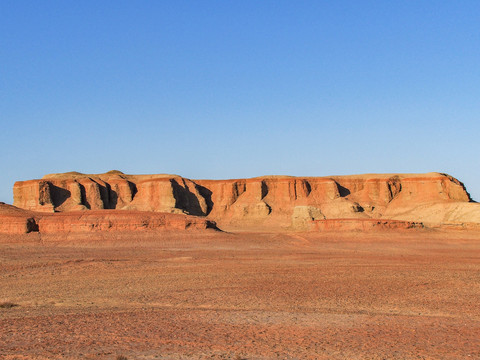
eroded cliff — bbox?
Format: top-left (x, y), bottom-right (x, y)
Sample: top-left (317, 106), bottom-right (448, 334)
top-left (12, 171), bottom-right (478, 230)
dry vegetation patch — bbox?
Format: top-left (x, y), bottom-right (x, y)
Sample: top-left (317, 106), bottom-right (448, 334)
top-left (0, 301), bottom-right (18, 309)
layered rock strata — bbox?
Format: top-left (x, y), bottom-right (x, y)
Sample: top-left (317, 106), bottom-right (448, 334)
top-left (0, 203), bottom-right (217, 235)
top-left (311, 219), bottom-right (424, 232)
top-left (12, 171), bottom-right (479, 230)
top-left (0, 203), bottom-right (38, 234)
top-left (37, 210), bottom-right (217, 234)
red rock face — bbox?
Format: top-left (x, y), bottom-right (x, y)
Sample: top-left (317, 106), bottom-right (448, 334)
top-left (37, 210), bottom-right (217, 234)
top-left (0, 203), bottom-right (38, 234)
top-left (12, 171), bottom-right (477, 231)
top-left (0, 202), bottom-right (217, 235)
top-left (0, 215), bottom-right (38, 234)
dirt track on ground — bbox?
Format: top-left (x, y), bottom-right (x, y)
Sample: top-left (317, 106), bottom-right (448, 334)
top-left (1, 230), bottom-right (480, 359)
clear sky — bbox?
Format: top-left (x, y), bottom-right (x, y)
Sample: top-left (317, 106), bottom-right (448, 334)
top-left (1, 1), bottom-right (479, 203)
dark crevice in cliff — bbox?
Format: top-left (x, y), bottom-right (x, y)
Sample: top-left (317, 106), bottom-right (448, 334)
top-left (336, 182), bottom-right (351, 197)
top-left (49, 183), bottom-right (71, 208)
top-left (128, 181), bottom-right (138, 202)
top-left (387, 176), bottom-right (402, 202)
top-left (95, 181), bottom-right (110, 209)
top-left (78, 183), bottom-right (90, 209)
top-left (105, 183), bottom-right (118, 209)
top-left (26, 217), bottom-right (39, 233)
top-left (171, 179), bottom-right (207, 216)
top-left (196, 184), bottom-right (214, 216)
top-left (230, 181), bottom-right (246, 206)
top-left (304, 180), bottom-right (312, 197)
top-left (264, 202), bottom-right (272, 215)
top-left (261, 181), bottom-right (268, 199)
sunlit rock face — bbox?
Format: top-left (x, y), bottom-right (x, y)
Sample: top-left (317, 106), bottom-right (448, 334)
top-left (10, 171), bottom-right (478, 232)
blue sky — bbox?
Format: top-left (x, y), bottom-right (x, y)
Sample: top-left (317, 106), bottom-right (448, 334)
top-left (1, 1), bottom-right (479, 203)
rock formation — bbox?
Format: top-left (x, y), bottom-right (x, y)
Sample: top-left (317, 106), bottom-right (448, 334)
top-left (311, 219), bottom-right (424, 232)
top-left (0, 204), bottom-right (216, 235)
top-left (0, 203), bottom-right (38, 234)
top-left (36, 210), bottom-right (217, 234)
top-left (10, 171), bottom-right (480, 232)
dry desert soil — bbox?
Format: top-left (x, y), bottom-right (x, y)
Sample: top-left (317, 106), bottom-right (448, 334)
top-left (1, 229), bottom-right (480, 359)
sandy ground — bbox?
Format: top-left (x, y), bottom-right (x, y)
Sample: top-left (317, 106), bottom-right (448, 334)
top-left (1, 229), bottom-right (480, 359)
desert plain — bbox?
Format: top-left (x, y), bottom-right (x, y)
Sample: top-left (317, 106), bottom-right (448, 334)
top-left (2, 230), bottom-right (480, 359)
top-left (1, 171), bottom-right (480, 359)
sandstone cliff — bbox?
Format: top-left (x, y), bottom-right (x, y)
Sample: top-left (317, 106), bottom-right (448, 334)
top-left (12, 171), bottom-right (479, 230)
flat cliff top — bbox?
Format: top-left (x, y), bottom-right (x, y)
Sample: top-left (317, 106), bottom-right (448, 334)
top-left (41, 171), bottom-right (180, 181)
top-left (38, 170), bottom-right (450, 182)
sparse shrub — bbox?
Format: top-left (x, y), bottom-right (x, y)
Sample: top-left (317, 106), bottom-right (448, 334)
top-left (0, 302), bottom-right (18, 309)
top-left (116, 356), bottom-right (128, 360)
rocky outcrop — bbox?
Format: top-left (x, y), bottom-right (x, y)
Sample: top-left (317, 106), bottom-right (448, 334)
top-left (11, 171), bottom-right (478, 230)
top-left (0, 203), bottom-right (38, 234)
top-left (0, 202), bottom-right (217, 235)
top-left (311, 219), bottom-right (424, 232)
top-left (37, 211), bottom-right (217, 234)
